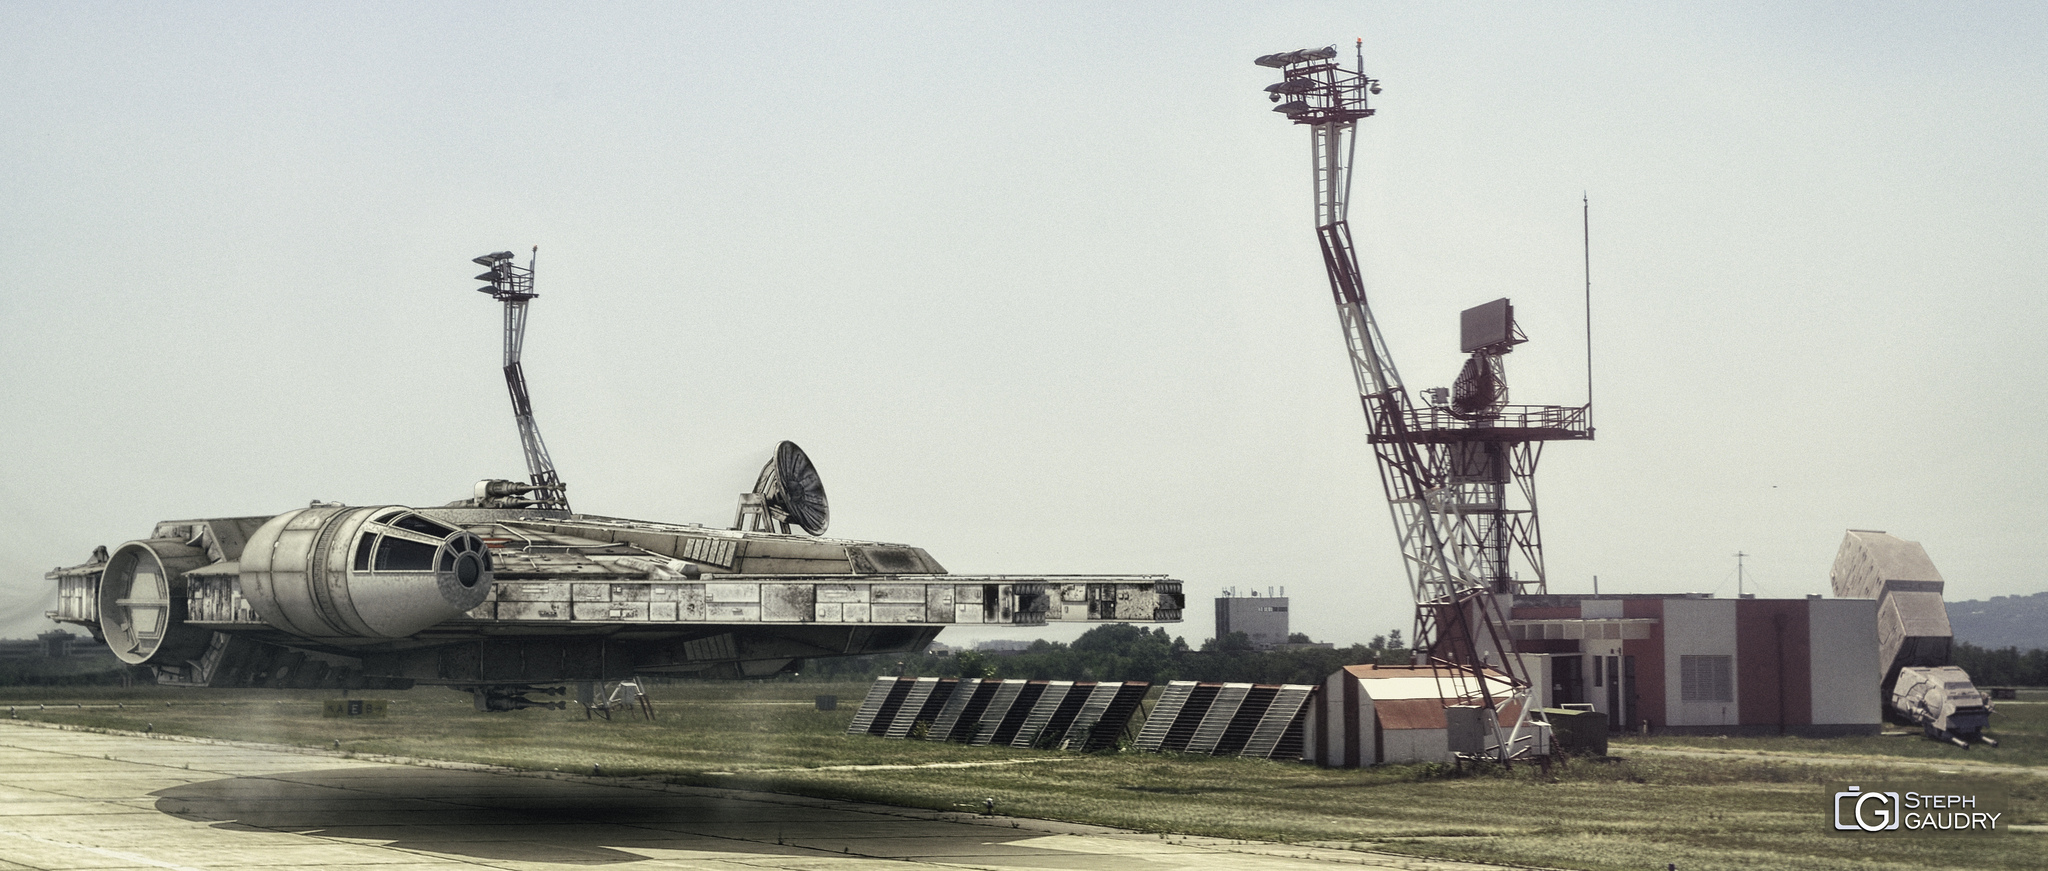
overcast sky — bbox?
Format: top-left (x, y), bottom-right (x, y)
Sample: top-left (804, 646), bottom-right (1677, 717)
top-left (4, 3), bottom-right (2043, 648)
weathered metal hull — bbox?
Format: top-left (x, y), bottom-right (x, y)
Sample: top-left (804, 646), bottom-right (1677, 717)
top-left (47, 505), bottom-right (1183, 689)
top-left (1831, 532), bottom-right (1994, 745)
top-left (1891, 665), bottom-right (1993, 743)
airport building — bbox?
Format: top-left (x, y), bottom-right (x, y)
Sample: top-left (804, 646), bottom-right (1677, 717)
top-left (1307, 593), bottom-right (1882, 767)
top-left (1215, 588), bottom-right (1290, 650)
top-left (1505, 594), bottom-right (1881, 736)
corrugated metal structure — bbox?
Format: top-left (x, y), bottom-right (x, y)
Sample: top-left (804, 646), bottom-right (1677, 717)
top-left (846, 677), bottom-right (1148, 751)
top-left (1128, 681), bottom-right (1315, 760)
top-left (1307, 664), bottom-right (1538, 767)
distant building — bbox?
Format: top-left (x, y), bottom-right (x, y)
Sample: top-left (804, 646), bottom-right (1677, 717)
top-left (38, 630), bottom-right (77, 658)
top-left (1506, 594), bottom-right (1880, 736)
top-left (1307, 593), bottom-right (1882, 767)
top-left (975, 639), bottom-right (1033, 655)
top-left (0, 632), bottom-right (81, 659)
top-left (1216, 589), bottom-right (1291, 650)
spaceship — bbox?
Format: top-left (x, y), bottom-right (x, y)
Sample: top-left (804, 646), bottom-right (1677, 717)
top-left (44, 251), bottom-right (1183, 710)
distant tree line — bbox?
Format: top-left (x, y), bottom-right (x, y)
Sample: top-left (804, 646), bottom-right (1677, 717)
top-left (1952, 641), bottom-right (2048, 688)
top-left (795, 623), bottom-right (1411, 686)
top-left (0, 652), bottom-right (138, 687)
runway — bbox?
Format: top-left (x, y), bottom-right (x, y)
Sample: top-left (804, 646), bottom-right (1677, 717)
top-left (0, 721), bottom-right (1516, 871)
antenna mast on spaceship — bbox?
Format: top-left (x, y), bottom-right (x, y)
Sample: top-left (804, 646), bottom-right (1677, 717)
top-left (1255, 41), bottom-right (1592, 759)
top-left (472, 248), bottom-right (570, 511)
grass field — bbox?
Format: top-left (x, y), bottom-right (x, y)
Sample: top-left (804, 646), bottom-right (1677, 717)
top-left (1626, 695), bottom-right (2048, 768)
top-left (5, 682), bottom-right (2043, 871)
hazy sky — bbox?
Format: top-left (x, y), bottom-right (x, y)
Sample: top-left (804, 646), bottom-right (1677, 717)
top-left (4, 3), bottom-right (2044, 648)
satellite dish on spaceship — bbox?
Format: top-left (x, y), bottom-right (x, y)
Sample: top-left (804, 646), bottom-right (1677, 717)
top-left (735, 440), bottom-right (830, 536)
top-left (41, 250), bottom-right (1185, 710)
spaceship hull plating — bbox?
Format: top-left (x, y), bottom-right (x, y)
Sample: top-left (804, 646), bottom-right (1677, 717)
top-left (51, 506), bottom-right (1182, 690)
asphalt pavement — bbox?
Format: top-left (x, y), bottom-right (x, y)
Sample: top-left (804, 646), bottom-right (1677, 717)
top-left (0, 720), bottom-right (1520, 871)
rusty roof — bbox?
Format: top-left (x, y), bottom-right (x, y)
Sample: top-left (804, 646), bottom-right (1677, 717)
top-left (1374, 698), bottom-right (1448, 731)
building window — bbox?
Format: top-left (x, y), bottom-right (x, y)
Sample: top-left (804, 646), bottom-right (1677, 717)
top-left (1680, 654), bottom-right (1734, 702)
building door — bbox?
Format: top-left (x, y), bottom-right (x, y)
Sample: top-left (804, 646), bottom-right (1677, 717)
top-left (1553, 655), bottom-right (1584, 705)
top-left (1605, 655), bottom-right (1620, 731)
top-left (1622, 655), bottom-right (1638, 733)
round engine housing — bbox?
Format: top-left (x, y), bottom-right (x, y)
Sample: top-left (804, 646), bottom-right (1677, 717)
top-left (98, 539), bottom-right (213, 665)
top-left (239, 505), bottom-right (493, 640)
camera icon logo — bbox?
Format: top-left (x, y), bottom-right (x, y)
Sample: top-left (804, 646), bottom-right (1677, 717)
top-left (1835, 785), bottom-right (1901, 832)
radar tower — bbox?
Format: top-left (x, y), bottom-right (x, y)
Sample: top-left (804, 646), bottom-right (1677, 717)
top-left (1255, 41), bottom-right (1592, 759)
top-left (472, 248), bottom-right (569, 511)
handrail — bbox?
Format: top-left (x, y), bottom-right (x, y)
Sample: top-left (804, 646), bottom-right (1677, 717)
top-left (1398, 403), bottom-right (1592, 436)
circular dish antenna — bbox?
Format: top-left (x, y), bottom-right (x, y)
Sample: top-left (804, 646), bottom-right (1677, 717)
top-left (758, 440), bottom-right (830, 535)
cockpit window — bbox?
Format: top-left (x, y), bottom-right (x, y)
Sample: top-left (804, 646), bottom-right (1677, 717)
top-left (354, 510), bottom-right (464, 573)
top-left (373, 535), bottom-right (437, 572)
top-left (393, 514), bottom-right (454, 538)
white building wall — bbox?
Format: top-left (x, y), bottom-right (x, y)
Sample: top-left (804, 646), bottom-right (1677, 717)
top-left (1359, 694), bottom-right (1378, 765)
top-left (1308, 672), bottom-right (1376, 767)
top-left (1382, 727), bottom-right (1448, 765)
top-left (1580, 598), bottom-right (1625, 619)
top-left (1662, 598), bottom-right (1740, 727)
top-left (1579, 598), bottom-right (1624, 723)
top-left (1513, 653), bottom-right (1552, 710)
top-left (1308, 672), bottom-right (1336, 765)
top-left (1808, 598), bottom-right (1881, 727)
top-left (1583, 638), bottom-right (1623, 721)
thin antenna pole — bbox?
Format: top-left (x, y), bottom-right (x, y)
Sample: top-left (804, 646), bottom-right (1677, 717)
top-left (1583, 193), bottom-right (1594, 418)
top-left (1735, 551), bottom-right (1747, 598)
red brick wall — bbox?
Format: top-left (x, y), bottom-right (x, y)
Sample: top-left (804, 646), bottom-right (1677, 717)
top-left (1736, 599), bottom-right (1812, 728)
top-left (1623, 598), bottom-right (1666, 730)
top-left (1510, 605), bottom-right (1583, 620)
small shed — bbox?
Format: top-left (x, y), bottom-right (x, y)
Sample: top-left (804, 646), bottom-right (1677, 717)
top-left (1305, 663), bottom-right (1535, 767)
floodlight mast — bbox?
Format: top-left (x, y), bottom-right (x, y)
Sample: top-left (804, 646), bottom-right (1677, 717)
top-left (472, 248), bottom-right (569, 512)
top-left (1257, 42), bottom-right (1553, 760)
